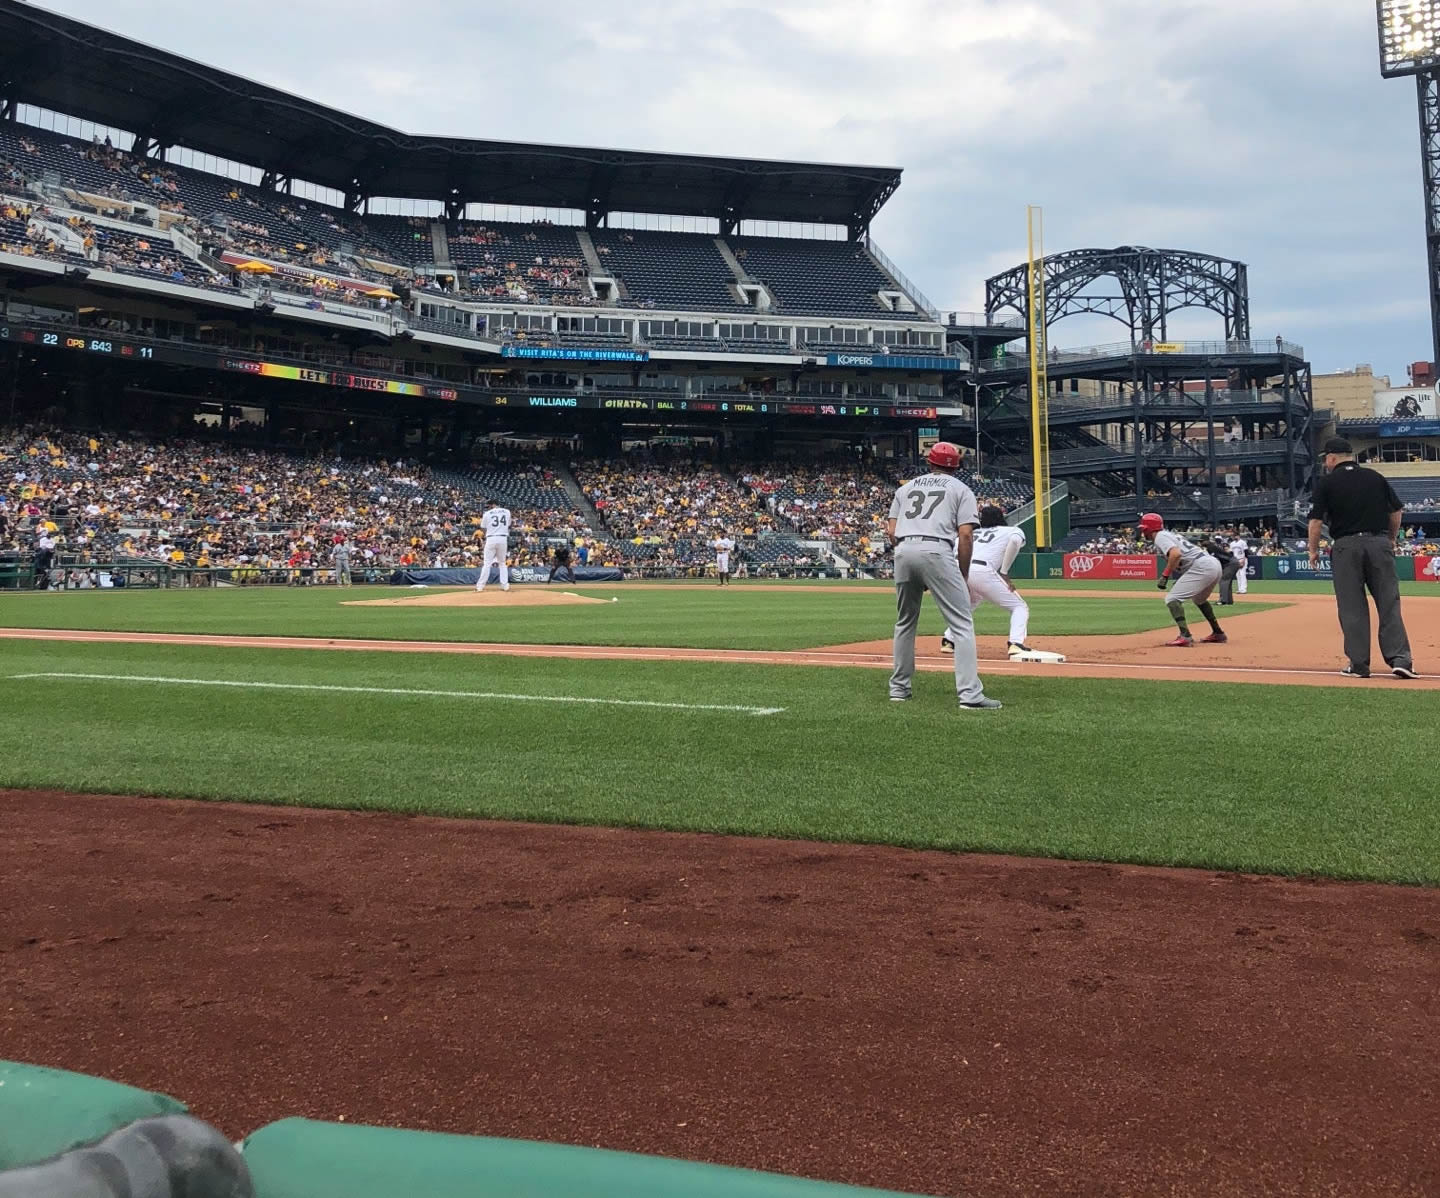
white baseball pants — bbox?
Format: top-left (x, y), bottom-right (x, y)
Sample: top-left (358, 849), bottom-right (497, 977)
top-left (947, 566), bottom-right (1029, 645)
top-left (478, 538), bottom-right (509, 590)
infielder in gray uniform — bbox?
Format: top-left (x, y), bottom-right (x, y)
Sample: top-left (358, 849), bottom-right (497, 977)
top-left (886, 442), bottom-right (1002, 710)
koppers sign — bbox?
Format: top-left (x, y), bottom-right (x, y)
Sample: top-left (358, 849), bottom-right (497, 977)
top-left (1063, 553), bottom-right (1157, 580)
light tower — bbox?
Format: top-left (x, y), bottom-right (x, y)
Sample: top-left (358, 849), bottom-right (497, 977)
top-left (1378, 0), bottom-right (1440, 365)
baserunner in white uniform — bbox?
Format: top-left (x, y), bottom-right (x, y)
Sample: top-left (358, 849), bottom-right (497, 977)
top-left (712, 532), bottom-right (735, 586)
top-left (886, 442), bottom-right (1002, 710)
top-left (1139, 512), bottom-right (1225, 646)
top-left (476, 504), bottom-right (512, 592)
top-left (941, 505), bottom-right (1034, 658)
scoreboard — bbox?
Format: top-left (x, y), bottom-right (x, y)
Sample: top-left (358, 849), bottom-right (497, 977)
top-left (0, 321), bottom-right (937, 421)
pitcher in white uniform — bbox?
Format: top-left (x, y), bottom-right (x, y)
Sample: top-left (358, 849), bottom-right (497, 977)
top-left (940, 506), bottom-right (1034, 658)
top-left (476, 504), bottom-right (512, 592)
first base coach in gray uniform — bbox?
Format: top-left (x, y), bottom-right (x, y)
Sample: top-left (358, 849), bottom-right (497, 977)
top-left (886, 442), bottom-right (1003, 710)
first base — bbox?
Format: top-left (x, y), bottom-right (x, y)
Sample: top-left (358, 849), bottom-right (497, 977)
top-left (1011, 650), bottom-right (1066, 664)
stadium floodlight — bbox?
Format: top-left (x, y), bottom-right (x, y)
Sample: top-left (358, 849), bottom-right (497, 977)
top-left (1380, 0), bottom-right (1440, 364)
top-left (1378, 0), bottom-right (1440, 78)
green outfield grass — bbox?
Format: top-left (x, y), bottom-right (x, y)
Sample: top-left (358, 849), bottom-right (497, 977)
top-left (0, 585), bottom-right (1279, 650)
top-left (1, 639), bottom-right (1436, 885)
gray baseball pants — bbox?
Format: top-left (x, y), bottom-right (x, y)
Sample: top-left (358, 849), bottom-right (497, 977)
top-left (891, 542), bottom-right (985, 703)
top-left (1331, 533), bottom-right (1412, 672)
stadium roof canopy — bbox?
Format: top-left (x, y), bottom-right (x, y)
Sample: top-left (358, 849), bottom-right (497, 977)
top-left (0, 0), bottom-right (902, 232)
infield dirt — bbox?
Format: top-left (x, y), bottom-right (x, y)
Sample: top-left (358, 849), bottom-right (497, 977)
top-left (5, 590), bottom-right (1437, 687)
top-left (4, 789), bottom-right (1437, 1198)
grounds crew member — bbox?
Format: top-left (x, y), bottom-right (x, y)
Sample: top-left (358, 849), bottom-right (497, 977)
top-left (1139, 513), bottom-right (1226, 646)
top-left (1307, 436), bottom-right (1416, 679)
top-left (886, 442), bottom-right (1002, 710)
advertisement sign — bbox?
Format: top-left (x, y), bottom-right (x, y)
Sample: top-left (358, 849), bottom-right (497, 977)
top-left (501, 346), bottom-right (648, 362)
top-left (824, 353), bottom-right (966, 372)
top-left (1374, 387), bottom-right (1438, 420)
top-left (1152, 342), bottom-right (1184, 354)
top-left (1416, 555), bottom-right (1440, 582)
top-left (1266, 555), bottom-right (1334, 581)
top-left (0, 321), bottom-right (942, 420)
top-left (1377, 420), bottom-right (1440, 437)
top-left (1062, 553), bottom-right (1158, 580)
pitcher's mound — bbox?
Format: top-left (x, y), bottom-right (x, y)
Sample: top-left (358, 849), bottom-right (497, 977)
top-left (345, 588), bottom-right (609, 608)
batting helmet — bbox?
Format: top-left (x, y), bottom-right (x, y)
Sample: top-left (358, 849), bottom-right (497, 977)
top-left (926, 441), bottom-right (962, 470)
top-left (1138, 512), bottom-right (1165, 533)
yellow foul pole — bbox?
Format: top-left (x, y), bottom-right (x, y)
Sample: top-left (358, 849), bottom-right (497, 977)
top-left (1026, 205), bottom-right (1051, 550)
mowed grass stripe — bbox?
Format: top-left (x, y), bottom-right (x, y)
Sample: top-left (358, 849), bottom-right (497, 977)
top-left (10, 672), bottom-right (785, 716)
top-left (0, 585), bottom-right (1274, 650)
top-left (2, 640), bottom-right (1436, 886)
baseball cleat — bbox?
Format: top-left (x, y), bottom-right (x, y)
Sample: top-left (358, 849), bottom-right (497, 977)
top-left (1165, 635), bottom-right (1194, 647)
top-left (1201, 632), bottom-right (1228, 644)
top-left (1392, 665), bottom-right (1419, 679)
top-left (1339, 664), bottom-right (1370, 678)
top-left (939, 637), bottom-right (955, 654)
top-left (1007, 642), bottom-right (1033, 656)
top-left (889, 694), bottom-right (911, 703)
top-left (960, 697), bottom-right (1004, 711)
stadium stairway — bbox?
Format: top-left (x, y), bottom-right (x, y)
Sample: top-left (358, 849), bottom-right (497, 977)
top-left (575, 230), bottom-right (606, 278)
top-left (429, 221), bottom-right (452, 269)
top-left (714, 237), bottom-right (753, 284)
top-left (554, 463), bottom-right (603, 528)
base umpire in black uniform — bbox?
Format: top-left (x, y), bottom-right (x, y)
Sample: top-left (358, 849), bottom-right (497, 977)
top-left (1307, 437), bottom-right (1417, 679)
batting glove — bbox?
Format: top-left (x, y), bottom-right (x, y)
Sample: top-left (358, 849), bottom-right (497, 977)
top-left (1156, 577), bottom-right (1169, 590)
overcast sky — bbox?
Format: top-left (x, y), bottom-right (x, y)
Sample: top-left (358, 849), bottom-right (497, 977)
top-left (32, 0), bottom-right (1434, 381)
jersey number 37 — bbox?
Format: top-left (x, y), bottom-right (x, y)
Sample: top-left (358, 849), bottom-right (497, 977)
top-left (904, 489), bottom-right (946, 519)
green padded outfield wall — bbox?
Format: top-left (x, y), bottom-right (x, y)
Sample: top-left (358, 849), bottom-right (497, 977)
top-left (240, 1119), bottom-right (941, 1198)
top-left (0, 1061), bottom-right (186, 1169)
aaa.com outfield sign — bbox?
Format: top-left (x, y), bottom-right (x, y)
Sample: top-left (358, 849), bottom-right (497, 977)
top-left (1416, 556), bottom-right (1440, 582)
top-left (1062, 553), bottom-right (1157, 580)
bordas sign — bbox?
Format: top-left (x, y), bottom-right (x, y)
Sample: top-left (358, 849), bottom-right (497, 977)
top-left (1063, 553), bottom-right (1158, 580)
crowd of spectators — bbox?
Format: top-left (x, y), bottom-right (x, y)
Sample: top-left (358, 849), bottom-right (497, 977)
top-left (0, 426), bottom-right (601, 580)
top-left (739, 463), bottom-right (891, 567)
top-left (447, 222), bottom-right (590, 305)
top-left (574, 455), bottom-right (773, 558)
top-left (1073, 522), bottom-right (1440, 559)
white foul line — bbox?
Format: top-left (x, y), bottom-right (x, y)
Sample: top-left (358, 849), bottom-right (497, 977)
top-left (8, 673), bottom-right (786, 717)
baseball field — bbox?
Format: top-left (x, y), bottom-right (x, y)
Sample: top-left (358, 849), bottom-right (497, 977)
top-left (4, 579), bottom-right (1439, 1196)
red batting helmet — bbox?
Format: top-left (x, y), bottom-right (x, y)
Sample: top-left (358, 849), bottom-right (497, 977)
top-left (926, 441), bottom-right (962, 470)
top-left (1138, 512), bottom-right (1164, 533)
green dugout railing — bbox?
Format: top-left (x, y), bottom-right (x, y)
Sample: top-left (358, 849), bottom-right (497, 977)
top-left (0, 1061), bottom-right (943, 1197)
